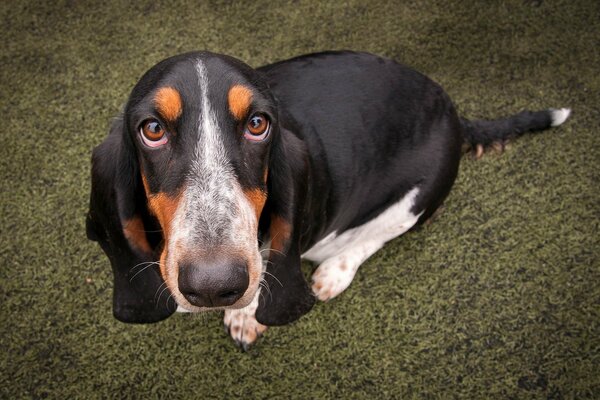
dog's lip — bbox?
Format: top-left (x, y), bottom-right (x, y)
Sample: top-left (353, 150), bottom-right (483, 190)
top-left (174, 301), bottom-right (250, 313)
top-left (172, 281), bottom-right (258, 313)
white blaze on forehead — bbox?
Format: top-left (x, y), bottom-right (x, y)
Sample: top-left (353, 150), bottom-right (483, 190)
top-left (175, 60), bottom-right (239, 245)
top-left (168, 60), bottom-right (257, 248)
top-left (163, 60), bottom-right (262, 311)
top-left (194, 60), bottom-right (232, 174)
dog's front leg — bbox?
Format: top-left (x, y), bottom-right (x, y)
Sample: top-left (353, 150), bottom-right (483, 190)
top-left (223, 287), bottom-right (267, 351)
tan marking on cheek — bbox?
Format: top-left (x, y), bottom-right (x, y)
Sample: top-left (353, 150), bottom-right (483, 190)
top-left (146, 192), bottom-right (181, 241)
top-left (263, 167), bottom-right (269, 184)
top-left (141, 173), bottom-right (151, 195)
top-left (270, 215), bottom-right (292, 252)
top-left (154, 87), bottom-right (182, 121)
top-left (159, 248), bottom-right (168, 282)
top-left (228, 85), bottom-right (253, 121)
top-left (140, 171), bottom-right (182, 241)
top-left (147, 191), bottom-right (182, 296)
top-left (244, 188), bottom-right (267, 222)
top-left (123, 216), bottom-right (152, 253)
top-left (140, 172), bottom-right (182, 299)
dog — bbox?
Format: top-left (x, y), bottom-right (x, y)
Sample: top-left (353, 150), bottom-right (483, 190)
top-left (86, 50), bottom-right (570, 349)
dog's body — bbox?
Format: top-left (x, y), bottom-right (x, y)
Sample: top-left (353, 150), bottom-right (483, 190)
top-left (87, 51), bottom-right (570, 348)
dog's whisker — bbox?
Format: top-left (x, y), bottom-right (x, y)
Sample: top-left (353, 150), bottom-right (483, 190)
top-left (262, 270), bottom-right (283, 288)
top-left (257, 283), bottom-right (267, 304)
top-left (259, 279), bottom-right (273, 301)
top-left (154, 282), bottom-right (167, 303)
top-left (259, 280), bottom-right (271, 297)
top-left (130, 260), bottom-right (160, 273)
top-left (156, 285), bottom-right (170, 307)
top-left (259, 247), bottom-right (285, 256)
top-left (129, 262), bottom-right (161, 282)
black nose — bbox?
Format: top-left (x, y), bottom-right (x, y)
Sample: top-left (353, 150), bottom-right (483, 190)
top-left (178, 260), bottom-right (249, 308)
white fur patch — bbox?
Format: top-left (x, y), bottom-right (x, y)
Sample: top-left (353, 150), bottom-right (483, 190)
top-left (188, 60), bottom-right (239, 244)
top-left (306, 187), bottom-right (423, 301)
top-left (223, 287), bottom-right (267, 349)
top-left (550, 108), bottom-right (571, 127)
top-left (165, 60), bottom-right (262, 312)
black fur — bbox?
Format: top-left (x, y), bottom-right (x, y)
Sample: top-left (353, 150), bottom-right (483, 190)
top-left (87, 118), bottom-right (175, 323)
top-left (88, 50), bottom-right (563, 326)
top-left (461, 110), bottom-right (554, 147)
top-left (257, 126), bottom-right (315, 325)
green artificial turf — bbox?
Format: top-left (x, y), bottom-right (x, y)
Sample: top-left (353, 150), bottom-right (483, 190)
top-left (1, 0), bottom-right (599, 398)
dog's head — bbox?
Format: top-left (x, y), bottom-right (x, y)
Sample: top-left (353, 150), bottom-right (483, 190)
top-left (87, 52), bottom-right (314, 325)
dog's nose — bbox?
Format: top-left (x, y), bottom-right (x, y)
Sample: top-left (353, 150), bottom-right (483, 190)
top-left (178, 261), bottom-right (249, 308)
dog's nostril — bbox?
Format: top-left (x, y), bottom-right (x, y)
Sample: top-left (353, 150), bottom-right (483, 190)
top-left (219, 290), bottom-right (240, 299)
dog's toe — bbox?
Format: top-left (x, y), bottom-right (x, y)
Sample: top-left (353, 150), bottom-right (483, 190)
top-left (223, 301), bottom-right (267, 350)
top-left (311, 258), bottom-right (357, 301)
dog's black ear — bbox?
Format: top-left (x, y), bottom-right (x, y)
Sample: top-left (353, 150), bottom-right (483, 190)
top-left (86, 117), bottom-right (175, 323)
top-left (255, 127), bottom-right (315, 326)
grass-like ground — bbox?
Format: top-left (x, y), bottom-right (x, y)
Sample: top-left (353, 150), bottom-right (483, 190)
top-left (1, 0), bottom-right (598, 398)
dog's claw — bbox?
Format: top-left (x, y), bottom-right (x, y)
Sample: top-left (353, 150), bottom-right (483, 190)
top-left (226, 320), bottom-right (266, 351)
top-left (238, 340), bottom-right (251, 353)
top-left (223, 295), bottom-right (268, 349)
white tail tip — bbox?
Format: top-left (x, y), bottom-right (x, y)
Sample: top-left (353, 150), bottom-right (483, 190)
top-left (176, 305), bottom-right (191, 313)
top-left (550, 108), bottom-right (571, 127)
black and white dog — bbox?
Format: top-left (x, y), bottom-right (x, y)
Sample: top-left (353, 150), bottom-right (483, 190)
top-left (86, 51), bottom-right (570, 348)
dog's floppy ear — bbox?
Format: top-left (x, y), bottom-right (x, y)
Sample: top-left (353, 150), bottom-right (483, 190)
top-left (86, 117), bottom-right (175, 323)
top-left (255, 126), bottom-right (315, 326)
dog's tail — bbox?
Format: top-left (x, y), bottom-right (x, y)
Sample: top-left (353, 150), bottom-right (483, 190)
top-left (460, 108), bottom-right (571, 157)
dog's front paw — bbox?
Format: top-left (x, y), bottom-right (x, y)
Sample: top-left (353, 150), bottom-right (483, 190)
top-left (223, 296), bottom-right (267, 351)
top-left (311, 256), bottom-right (358, 301)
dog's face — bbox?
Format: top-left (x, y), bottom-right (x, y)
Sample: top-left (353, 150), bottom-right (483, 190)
top-left (124, 53), bottom-right (276, 311)
top-left (88, 51), bottom-right (314, 325)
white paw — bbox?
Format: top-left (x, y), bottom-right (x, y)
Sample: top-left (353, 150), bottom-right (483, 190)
top-left (223, 295), bottom-right (267, 351)
top-left (311, 256), bottom-right (358, 301)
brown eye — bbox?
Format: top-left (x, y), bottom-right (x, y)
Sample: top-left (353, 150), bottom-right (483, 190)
top-left (140, 119), bottom-right (168, 147)
top-left (244, 113), bottom-right (270, 141)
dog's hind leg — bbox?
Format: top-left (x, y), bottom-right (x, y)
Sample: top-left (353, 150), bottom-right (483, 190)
top-left (311, 240), bottom-right (386, 301)
top-left (310, 187), bottom-right (423, 301)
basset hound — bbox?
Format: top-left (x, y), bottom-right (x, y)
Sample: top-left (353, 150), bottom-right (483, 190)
top-left (86, 51), bottom-right (570, 349)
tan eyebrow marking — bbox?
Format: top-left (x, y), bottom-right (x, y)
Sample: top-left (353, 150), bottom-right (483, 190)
top-left (154, 87), bottom-right (183, 121)
top-left (228, 84), bottom-right (253, 121)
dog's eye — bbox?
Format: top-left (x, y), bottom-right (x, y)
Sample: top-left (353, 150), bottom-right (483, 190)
top-left (140, 119), bottom-right (168, 147)
top-left (244, 113), bottom-right (270, 141)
